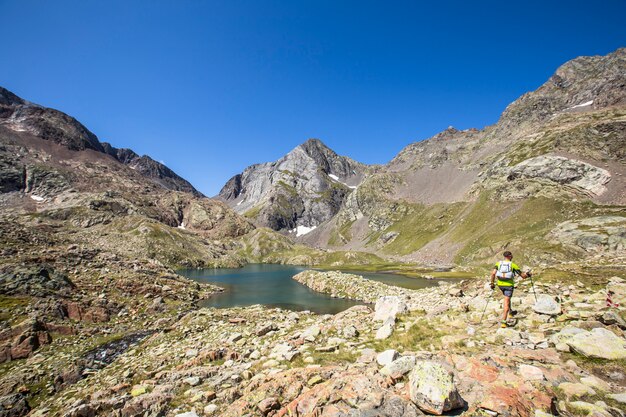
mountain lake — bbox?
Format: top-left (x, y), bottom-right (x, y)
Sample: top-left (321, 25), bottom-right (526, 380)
top-left (178, 264), bottom-right (451, 314)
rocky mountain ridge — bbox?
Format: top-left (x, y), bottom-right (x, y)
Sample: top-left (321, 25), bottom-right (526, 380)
top-left (0, 87), bottom-right (202, 196)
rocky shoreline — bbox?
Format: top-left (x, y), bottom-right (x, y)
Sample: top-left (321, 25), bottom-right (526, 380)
top-left (1, 269), bottom-right (621, 416)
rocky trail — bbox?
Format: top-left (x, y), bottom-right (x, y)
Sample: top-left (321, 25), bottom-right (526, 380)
top-left (4, 269), bottom-right (623, 417)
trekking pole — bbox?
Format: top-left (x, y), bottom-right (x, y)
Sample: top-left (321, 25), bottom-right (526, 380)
top-left (479, 288), bottom-right (494, 324)
top-left (527, 271), bottom-right (538, 302)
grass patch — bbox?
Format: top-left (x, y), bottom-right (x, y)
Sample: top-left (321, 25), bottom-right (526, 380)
top-left (244, 205), bottom-right (262, 219)
top-left (367, 315), bottom-right (446, 352)
top-left (381, 202), bottom-right (466, 256)
top-left (452, 194), bottom-right (598, 265)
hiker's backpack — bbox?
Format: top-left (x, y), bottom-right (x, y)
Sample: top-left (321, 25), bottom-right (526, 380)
top-left (496, 261), bottom-right (514, 279)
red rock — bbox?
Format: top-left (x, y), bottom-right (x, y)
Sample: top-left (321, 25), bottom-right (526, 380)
top-left (258, 397), bottom-right (280, 415)
top-left (476, 382), bottom-right (554, 417)
top-left (65, 301), bottom-right (84, 321)
top-left (83, 307), bottom-right (110, 323)
top-left (45, 323), bottom-right (75, 335)
top-left (10, 334), bottom-right (39, 359)
top-left (0, 344), bottom-right (11, 363)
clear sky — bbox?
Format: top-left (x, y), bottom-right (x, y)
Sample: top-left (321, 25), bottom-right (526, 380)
top-left (1, 1), bottom-right (625, 196)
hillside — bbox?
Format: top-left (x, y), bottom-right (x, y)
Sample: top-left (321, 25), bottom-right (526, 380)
top-left (297, 48), bottom-right (626, 268)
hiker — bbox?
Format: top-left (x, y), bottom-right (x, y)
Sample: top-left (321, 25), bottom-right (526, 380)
top-left (490, 251), bottom-right (531, 328)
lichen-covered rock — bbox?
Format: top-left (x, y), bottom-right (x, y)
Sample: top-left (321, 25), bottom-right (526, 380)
top-left (380, 356), bottom-right (417, 379)
top-left (550, 326), bottom-right (586, 346)
top-left (408, 361), bottom-right (464, 415)
top-left (567, 327), bottom-right (626, 360)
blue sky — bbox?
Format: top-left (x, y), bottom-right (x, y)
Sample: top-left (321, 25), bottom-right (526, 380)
top-left (1, 1), bottom-right (625, 196)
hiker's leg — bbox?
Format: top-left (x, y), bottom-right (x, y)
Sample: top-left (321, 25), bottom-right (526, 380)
top-left (502, 295), bottom-right (511, 321)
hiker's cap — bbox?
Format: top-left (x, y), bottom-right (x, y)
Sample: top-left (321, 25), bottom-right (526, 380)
top-left (503, 251), bottom-right (512, 258)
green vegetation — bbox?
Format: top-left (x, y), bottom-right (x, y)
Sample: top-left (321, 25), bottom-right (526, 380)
top-left (327, 219), bottom-right (355, 246)
top-left (380, 202), bottom-right (466, 255)
top-left (451, 194), bottom-right (598, 265)
top-left (244, 205), bottom-right (262, 219)
top-left (367, 314), bottom-right (446, 352)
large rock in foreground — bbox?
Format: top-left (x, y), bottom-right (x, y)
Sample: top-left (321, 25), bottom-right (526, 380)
top-left (408, 361), bottom-right (464, 415)
top-left (567, 327), bottom-right (626, 360)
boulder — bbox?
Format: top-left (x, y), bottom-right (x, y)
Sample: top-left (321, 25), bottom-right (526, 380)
top-left (376, 349), bottom-right (399, 366)
top-left (408, 361), bottom-right (464, 415)
top-left (380, 356), bottom-right (417, 379)
top-left (302, 325), bottom-right (321, 341)
top-left (0, 264), bottom-right (75, 297)
top-left (567, 327), bottom-right (626, 360)
top-left (375, 323), bottom-right (394, 340)
top-left (580, 376), bottom-right (610, 392)
top-left (0, 393), bottom-right (30, 417)
top-left (342, 325), bottom-right (359, 338)
top-left (557, 382), bottom-right (595, 399)
top-left (550, 326), bottom-right (586, 346)
top-left (566, 402), bottom-right (613, 417)
top-left (270, 343), bottom-right (299, 361)
top-left (533, 295), bottom-right (561, 315)
top-left (607, 392), bottom-right (626, 404)
top-left (598, 311), bottom-right (626, 329)
top-left (374, 296), bottom-right (408, 322)
top-left (509, 156), bottom-right (611, 196)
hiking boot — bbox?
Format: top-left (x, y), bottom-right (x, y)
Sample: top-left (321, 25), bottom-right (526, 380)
top-left (500, 321), bottom-right (507, 328)
top-left (510, 310), bottom-right (518, 316)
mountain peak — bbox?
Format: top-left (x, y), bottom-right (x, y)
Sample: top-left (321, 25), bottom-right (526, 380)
top-left (0, 87), bottom-right (26, 106)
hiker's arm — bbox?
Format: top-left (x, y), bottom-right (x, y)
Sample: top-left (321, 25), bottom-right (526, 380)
top-left (490, 269), bottom-right (496, 288)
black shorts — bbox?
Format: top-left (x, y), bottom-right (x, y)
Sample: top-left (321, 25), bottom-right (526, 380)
top-left (499, 286), bottom-right (514, 297)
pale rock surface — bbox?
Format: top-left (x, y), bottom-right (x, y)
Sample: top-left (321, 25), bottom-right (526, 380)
top-left (380, 355), bottom-right (417, 379)
top-left (377, 349), bottom-right (399, 366)
top-left (374, 296), bottom-right (408, 322)
top-left (566, 327), bottom-right (626, 360)
top-left (533, 294), bottom-right (562, 315)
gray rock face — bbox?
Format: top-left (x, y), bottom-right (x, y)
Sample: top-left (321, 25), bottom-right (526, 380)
top-left (549, 216), bottom-right (626, 254)
top-left (0, 87), bottom-right (103, 152)
top-left (508, 156), bottom-right (611, 196)
top-left (217, 138), bottom-right (367, 232)
top-left (0, 264), bottom-right (75, 297)
top-left (495, 48), bottom-right (626, 135)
